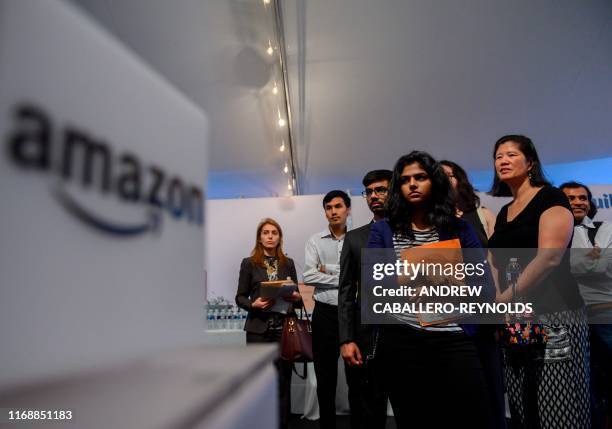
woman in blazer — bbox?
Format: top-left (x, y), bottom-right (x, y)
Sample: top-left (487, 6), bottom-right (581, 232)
top-left (235, 218), bottom-right (300, 429)
top-left (367, 151), bottom-right (500, 429)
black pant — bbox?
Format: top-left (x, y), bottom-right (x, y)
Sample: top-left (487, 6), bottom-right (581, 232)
top-left (247, 329), bottom-right (292, 429)
top-left (344, 356), bottom-right (388, 429)
top-left (312, 301), bottom-right (340, 429)
top-left (379, 325), bottom-right (497, 429)
top-left (474, 328), bottom-right (507, 429)
top-left (590, 324), bottom-right (612, 429)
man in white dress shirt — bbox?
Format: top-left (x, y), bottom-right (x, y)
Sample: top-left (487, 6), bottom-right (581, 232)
top-left (303, 190), bottom-right (351, 429)
top-left (561, 181), bottom-right (612, 428)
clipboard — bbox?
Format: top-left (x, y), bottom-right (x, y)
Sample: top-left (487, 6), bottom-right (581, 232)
top-left (260, 279), bottom-right (298, 314)
top-left (260, 280), bottom-right (298, 299)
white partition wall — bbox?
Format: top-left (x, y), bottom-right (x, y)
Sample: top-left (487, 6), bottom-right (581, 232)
top-left (0, 0), bottom-right (208, 389)
top-left (205, 194), bottom-right (372, 301)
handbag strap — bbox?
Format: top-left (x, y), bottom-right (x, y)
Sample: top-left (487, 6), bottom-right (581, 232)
top-left (296, 295), bottom-right (311, 324)
top-left (300, 299), bottom-right (310, 324)
top-left (291, 362), bottom-right (308, 379)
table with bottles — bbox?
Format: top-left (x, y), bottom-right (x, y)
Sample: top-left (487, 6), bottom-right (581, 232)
top-left (205, 304), bottom-right (249, 331)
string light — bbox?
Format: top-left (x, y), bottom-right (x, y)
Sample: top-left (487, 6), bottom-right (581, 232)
top-left (263, 7), bottom-right (295, 196)
top-left (277, 108), bottom-right (286, 127)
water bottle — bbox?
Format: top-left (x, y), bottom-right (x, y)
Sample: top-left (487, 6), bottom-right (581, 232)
top-left (212, 307), bottom-right (220, 330)
top-left (505, 257), bottom-right (522, 304)
top-left (240, 309), bottom-right (248, 330)
top-left (206, 307), bottom-right (215, 331)
top-left (227, 307), bottom-right (233, 330)
top-left (230, 306), bottom-right (238, 330)
top-left (220, 307), bottom-right (228, 330)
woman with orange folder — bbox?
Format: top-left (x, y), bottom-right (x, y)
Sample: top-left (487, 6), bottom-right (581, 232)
top-left (235, 218), bottom-right (300, 429)
top-left (367, 151), bottom-right (501, 428)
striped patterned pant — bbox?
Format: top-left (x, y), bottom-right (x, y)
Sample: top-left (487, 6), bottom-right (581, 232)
top-left (503, 308), bottom-right (591, 429)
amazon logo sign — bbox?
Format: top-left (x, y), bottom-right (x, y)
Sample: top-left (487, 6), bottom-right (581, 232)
top-left (5, 103), bottom-right (204, 236)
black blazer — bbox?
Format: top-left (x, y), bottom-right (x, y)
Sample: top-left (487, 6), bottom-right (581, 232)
top-left (235, 256), bottom-right (298, 334)
top-left (338, 223), bottom-right (374, 351)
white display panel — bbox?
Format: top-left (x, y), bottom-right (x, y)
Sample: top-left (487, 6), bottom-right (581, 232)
top-left (0, 0), bottom-right (208, 389)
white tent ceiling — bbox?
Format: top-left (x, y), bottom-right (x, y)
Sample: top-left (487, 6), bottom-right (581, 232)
top-left (73, 0), bottom-right (612, 198)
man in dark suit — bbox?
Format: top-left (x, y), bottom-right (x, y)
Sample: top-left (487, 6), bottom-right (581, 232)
top-left (338, 170), bottom-right (392, 429)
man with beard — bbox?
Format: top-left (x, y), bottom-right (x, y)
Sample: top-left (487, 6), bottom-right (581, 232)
top-left (338, 170), bottom-right (392, 429)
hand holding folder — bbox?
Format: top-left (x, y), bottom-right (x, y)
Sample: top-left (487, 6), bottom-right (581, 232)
top-left (260, 279), bottom-right (298, 314)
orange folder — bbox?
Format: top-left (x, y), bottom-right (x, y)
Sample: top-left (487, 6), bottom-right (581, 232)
top-left (398, 238), bottom-right (467, 326)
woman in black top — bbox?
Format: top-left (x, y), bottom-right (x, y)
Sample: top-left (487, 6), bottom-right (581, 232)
top-left (440, 159), bottom-right (506, 427)
top-left (235, 218), bottom-right (300, 429)
top-left (440, 160), bottom-right (496, 247)
top-left (488, 135), bottom-right (589, 429)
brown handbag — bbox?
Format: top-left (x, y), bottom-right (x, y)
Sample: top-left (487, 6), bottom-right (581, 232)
top-left (280, 303), bottom-right (313, 364)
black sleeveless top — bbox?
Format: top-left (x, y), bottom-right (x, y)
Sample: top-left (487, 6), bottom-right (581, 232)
top-left (488, 186), bottom-right (584, 313)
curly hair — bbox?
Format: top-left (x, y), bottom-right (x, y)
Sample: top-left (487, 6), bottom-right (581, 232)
top-left (386, 151), bottom-right (457, 238)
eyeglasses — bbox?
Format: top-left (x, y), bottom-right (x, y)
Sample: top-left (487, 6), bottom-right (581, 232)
top-left (362, 187), bottom-right (388, 198)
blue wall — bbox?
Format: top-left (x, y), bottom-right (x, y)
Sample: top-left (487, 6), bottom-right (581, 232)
top-left (470, 157), bottom-right (612, 193)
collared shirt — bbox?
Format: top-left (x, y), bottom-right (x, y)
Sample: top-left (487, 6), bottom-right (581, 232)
top-left (570, 216), bottom-right (612, 306)
top-left (303, 227), bottom-right (346, 306)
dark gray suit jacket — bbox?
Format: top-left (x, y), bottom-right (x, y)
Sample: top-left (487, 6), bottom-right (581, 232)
top-left (235, 257), bottom-right (298, 334)
top-left (338, 223), bottom-right (374, 352)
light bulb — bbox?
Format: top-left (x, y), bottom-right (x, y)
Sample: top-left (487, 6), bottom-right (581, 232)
top-left (279, 141), bottom-right (285, 152)
top-left (287, 179), bottom-right (293, 191)
top-left (263, 0), bottom-right (270, 4)
top-left (277, 108), bottom-right (286, 127)
top-left (267, 41), bottom-right (274, 56)
top-left (283, 163), bottom-right (289, 174)
top-left (272, 82), bottom-right (278, 95)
